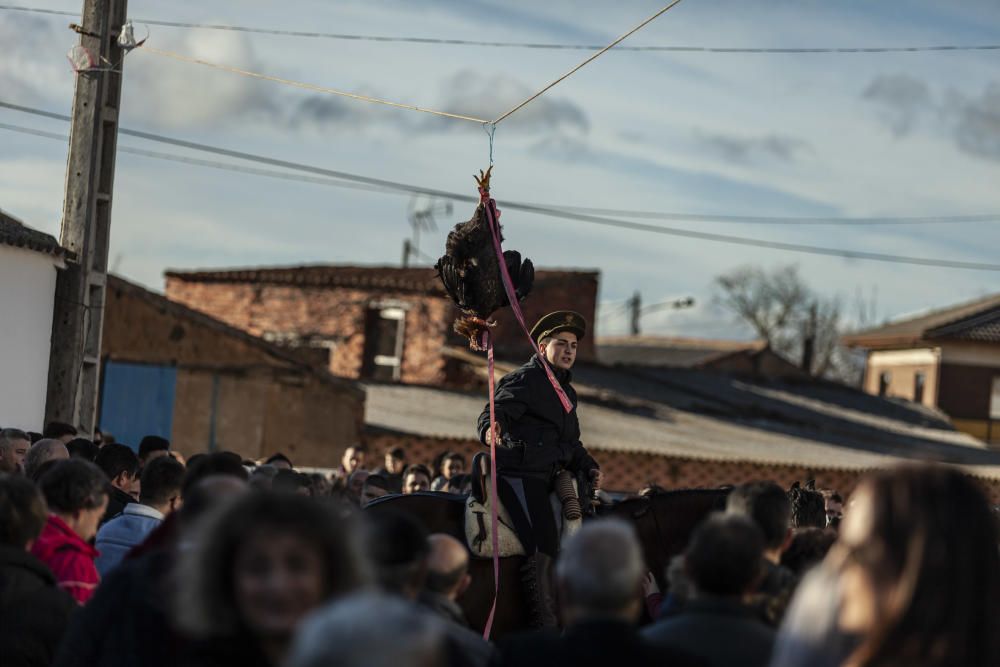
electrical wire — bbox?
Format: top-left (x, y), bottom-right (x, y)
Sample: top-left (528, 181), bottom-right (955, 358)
top-left (558, 206), bottom-right (1000, 227)
top-left (6, 101), bottom-right (995, 228)
top-left (3, 106), bottom-right (1000, 272)
top-left (139, 0), bottom-right (683, 127)
top-left (3, 5), bottom-right (998, 53)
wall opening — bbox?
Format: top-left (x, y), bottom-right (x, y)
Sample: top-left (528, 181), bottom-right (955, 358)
top-left (361, 306), bottom-right (406, 381)
top-left (878, 371), bottom-right (891, 397)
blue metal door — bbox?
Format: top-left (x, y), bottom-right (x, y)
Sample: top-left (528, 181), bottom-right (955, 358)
top-left (98, 361), bottom-right (176, 451)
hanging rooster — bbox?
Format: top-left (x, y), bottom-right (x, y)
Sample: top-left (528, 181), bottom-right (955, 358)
top-left (435, 167), bottom-right (534, 349)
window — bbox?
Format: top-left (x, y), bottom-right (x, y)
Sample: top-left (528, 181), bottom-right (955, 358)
top-left (914, 372), bottom-right (926, 404)
top-left (361, 306), bottom-right (406, 381)
top-left (990, 377), bottom-right (1000, 419)
top-left (878, 371), bottom-right (891, 397)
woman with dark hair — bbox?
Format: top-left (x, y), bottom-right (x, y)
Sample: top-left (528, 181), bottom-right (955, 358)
top-left (174, 492), bottom-right (369, 667)
top-left (772, 464), bottom-right (1000, 667)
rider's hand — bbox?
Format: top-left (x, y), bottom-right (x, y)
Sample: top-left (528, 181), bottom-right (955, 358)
top-left (589, 468), bottom-right (603, 490)
top-left (641, 571), bottom-right (661, 598)
top-left (485, 423), bottom-right (502, 446)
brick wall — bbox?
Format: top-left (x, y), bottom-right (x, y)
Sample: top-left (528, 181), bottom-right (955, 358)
top-left (103, 276), bottom-right (364, 465)
top-left (361, 431), bottom-right (1000, 504)
top-left (484, 272), bottom-right (599, 362)
top-left (172, 367), bottom-right (363, 467)
top-left (166, 279), bottom-right (453, 384)
top-left (165, 268), bottom-right (600, 385)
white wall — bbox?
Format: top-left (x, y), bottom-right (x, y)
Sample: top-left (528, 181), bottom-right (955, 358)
top-left (0, 246), bottom-right (61, 430)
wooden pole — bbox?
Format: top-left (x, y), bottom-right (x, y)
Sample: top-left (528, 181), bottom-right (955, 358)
top-left (45, 0), bottom-right (128, 436)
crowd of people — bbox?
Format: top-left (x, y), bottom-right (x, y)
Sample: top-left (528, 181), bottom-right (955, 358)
top-left (0, 422), bottom-right (998, 667)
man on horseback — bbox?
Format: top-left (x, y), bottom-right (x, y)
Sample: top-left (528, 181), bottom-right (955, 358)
top-left (476, 310), bottom-right (602, 627)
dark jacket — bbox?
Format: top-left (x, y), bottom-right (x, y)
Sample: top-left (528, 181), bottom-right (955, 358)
top-left (477, 356), bottom-right (598, 478)
top-left (101, 486), bottom-right (135, 526)
top-left (0, 546), bottom-right (77, 667)
top-left (372, 468), bottom-right (404, 494)
top-left (52, 547), bottom-right (180, 667)
top-left (749, 560), bottom-right (798, 626)
top-left (496, 618), bottom-right (704, 667)
top-left (641, 596), bottom-right (775, 667)
top-left (419, 590), bottom-right (470, 628)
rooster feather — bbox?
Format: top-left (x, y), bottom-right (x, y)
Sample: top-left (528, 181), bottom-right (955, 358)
top-left (435, 168), bottom-right (534, 348)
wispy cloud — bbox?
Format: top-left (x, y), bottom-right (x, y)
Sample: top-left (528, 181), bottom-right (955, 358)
top-left (860, 74), bottom-right (1000, 163)
top-left (862, 73), bottom-right (933, 137)
top-left (950, 83), bottom-right (1000, 162)
top-left (694, 130), bottom-right (811, 164)
top-left (420, 70), bottom-right (589, 133)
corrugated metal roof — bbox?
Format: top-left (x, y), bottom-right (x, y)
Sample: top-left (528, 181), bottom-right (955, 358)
top-left (362, 364), bottom-right (1000, 479)
top-left (596, 336), bottom-right (766, 368)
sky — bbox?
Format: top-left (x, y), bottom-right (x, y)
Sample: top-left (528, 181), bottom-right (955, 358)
top-left (2, 0), bottom-right (999, 339)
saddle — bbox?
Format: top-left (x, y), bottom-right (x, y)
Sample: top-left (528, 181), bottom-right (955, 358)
top-left (465, 452), bottom-right (582, 558)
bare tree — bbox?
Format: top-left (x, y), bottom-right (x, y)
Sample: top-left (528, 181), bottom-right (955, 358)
top-left (714, 265), bottom-right (861, 384)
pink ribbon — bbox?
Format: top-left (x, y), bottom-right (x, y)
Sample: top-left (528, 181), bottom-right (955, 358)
top-left (481, 189), bottom-right (573, 414)
top-left (481, 330), bottom-right (501, 639)
top-left (479, 187), bottom-right (573, 640)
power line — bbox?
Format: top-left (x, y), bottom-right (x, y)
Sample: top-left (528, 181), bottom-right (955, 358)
top-left (5, 101), bottom-right (997, 229)
top-left (4, 103), bottom-right (1000, 272)
top-left (0, 121), bottom-right (401, 196)
top-left (3, 5), bottom-right (998, 54)
top-left (139, 0), bottom-right (682, 128)
top-left (559, 206), bottom-right (1000, 227)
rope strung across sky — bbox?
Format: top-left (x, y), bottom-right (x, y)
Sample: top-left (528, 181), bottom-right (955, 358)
top-left (138, 1), bottom-right (686, 128)
top-left (3, 4), bottom-right (999, 53)
top-left (139, 46), bottom-right (491, 124)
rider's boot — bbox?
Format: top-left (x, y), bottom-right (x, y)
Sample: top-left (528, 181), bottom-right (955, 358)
top-left (520, 551), bottom-right (558, 629)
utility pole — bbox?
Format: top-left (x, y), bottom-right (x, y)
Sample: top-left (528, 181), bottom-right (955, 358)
top-left (628, 291), bottom-right (641, 336)
top-left (626, 293), bottom-right (695, 336)
top-left (801, 301), bottom-right (818, 375)
top-left (45, 0), bottom-right (128, 435)
top-left (401, 239), bottom-right (412, 267)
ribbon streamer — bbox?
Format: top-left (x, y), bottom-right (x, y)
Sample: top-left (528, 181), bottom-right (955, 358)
top-left (481, 330), bottom-right (501, 640)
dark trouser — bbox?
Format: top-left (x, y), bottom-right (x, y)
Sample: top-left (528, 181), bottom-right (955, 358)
top-left (496, 474), bottom-right (559, 557)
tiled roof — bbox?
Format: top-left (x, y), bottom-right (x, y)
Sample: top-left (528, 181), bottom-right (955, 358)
top-left (597, 336), bottom-right (766, 368)
top-left (0, 210), bottom-right (69, 258)
top-left (165, 264), bottom-right (598, 295)
top-left (363, 362), bottom-right (1000, 478)
top-left (107, 274), bottom-right (364, 398)
top-left (844, 292), bottom-right (1000, 348)
top-left (925, 308), bottom-right (1000, 343)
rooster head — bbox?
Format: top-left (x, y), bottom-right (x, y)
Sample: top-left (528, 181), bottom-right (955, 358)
top-left (474, 166), bottom-right (493, 194)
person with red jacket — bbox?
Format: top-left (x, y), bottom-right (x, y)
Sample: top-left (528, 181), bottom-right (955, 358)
top-left (31, 458), bottom-right (109, 604)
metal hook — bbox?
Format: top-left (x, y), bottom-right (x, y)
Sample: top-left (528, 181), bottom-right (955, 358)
top-left (482, 122), bottom-right (497, 166)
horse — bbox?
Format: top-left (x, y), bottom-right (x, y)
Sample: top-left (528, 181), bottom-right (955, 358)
top-left (364, 487), bottom-right (729, 639)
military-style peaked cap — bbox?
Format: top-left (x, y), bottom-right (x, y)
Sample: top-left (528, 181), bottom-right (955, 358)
top-left (530, 311), bottom-right (587, 343)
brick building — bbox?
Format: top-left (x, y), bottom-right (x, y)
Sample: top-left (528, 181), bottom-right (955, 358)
top-left (844, 293), bottom-right (1000, 445)
top-left (100, 275), bottom-right (364, 466)
top-left (164, 264), bottom-right (598, 385)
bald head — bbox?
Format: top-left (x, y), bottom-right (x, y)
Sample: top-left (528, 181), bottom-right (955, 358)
top-left (424, 533), bottom-right (470, 600)
top-left (24, 439), bottom-right (69, 480)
